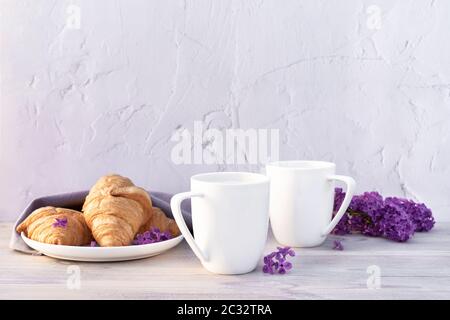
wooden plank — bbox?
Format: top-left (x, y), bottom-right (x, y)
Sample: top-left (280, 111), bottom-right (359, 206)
top-left (0, 222), bottom-right (449, 299)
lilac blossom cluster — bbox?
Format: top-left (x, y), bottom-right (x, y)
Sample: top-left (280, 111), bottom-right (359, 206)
top-left (333, 188), bottom-right (434, 242)
top-left (263, 247), bottom-right (295, 275)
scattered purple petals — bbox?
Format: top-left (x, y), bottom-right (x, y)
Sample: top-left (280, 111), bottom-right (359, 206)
top-left (333, 240), bottom-right (344, 251)
top-left (263, 247), bottom-right (295, 275)
top-left (332, 188), bottom-right (435, 242)
top-left (52, 217), bottom-right (67, 228)
top-left (132, 227), bottom-right (172, 245)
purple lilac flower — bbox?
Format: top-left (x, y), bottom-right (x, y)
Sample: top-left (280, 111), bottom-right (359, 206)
top-left (333, 188), bottom-right (346, 212)
top-left (332, 213), bottom-right (351, 235)
top-left (333, 240), bottom-right (344, 251)
top-left (132, 227), bottom-right (172, 245)
top-left (385, 197), bottom-right (435, 232)
top-left (332, 188), bottom-right (351, 235)
top-left (277, 246), bottom-right (295, 257)
top-left (332, 189), bottom-right (385, 235)
top-left (379, 202), bottom-right (415, 242)
top-left (331, 188), bottom-right (434, 243)
top-left (263, 247), bottom-right (295, 275)
top-left (350, 192), bottom-right (385, 236)
top-left (52, 217), bottom-right (68, 228)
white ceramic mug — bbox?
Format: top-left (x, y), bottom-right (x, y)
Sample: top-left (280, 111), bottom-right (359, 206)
top-left (266, 161), bottom-right (355, 247)
top-left (170, 172), bottom-right (270, 274)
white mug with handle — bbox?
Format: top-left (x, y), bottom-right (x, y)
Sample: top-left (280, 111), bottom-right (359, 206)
top-left (170, 172), bottom-right (270, 274)
top-left (266, 161), bottom-right (355, 247)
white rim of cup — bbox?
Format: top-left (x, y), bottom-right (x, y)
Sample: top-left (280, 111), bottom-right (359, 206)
top-left (266, 160), bottom-right (336, 171)
top-left (191, 171), bottom-right (269, 186)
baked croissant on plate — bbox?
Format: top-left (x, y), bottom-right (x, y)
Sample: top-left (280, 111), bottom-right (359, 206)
top-left (16, 206), bottom-right (92, 246)
top-left (138, 207), bottom-right (181, 236)
top-left (82, 174), bottom-right (153, 247)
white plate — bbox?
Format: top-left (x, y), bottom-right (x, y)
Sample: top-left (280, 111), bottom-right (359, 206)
top-left (21, 232), bottom-right (184, 262)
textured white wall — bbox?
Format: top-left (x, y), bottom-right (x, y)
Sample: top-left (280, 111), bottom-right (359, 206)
top-left (1, 0), bottom-right (449, 222)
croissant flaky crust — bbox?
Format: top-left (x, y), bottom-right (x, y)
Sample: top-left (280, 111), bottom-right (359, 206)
top-left (139, 207), bottom-right (181, 237)
top-left (16, 207), bottom-right (92, 246)
top-left (82, 174), bottom-right (153, 247)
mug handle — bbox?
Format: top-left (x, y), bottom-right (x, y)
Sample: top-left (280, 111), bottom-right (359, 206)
top-left (321, 175), bottom-right (356, 236)
top-left (170, 191), bottom-right (209, 262)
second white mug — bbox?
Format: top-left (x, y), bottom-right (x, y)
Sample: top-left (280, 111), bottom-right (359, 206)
top-left (266, 161), bottom-right (355, 247)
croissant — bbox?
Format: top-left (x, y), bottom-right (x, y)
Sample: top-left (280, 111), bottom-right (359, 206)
top-left (138, 207), bottom-right (181, 237)
top-left (16, 207), bottom-right (92, 246)
top-left (82, 174), bottom-right (153, 246)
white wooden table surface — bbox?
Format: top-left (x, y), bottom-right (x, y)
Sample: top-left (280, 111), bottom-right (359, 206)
top-left (1, 222), bottom-right (449, 299)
